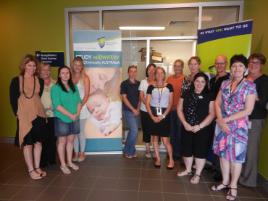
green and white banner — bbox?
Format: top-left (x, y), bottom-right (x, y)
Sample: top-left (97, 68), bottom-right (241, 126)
top-left (197, 20), bottom-right (253, 73)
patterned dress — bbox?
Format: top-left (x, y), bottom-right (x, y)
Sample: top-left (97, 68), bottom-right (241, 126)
top-left (213, 79), bottom-right (256, 163)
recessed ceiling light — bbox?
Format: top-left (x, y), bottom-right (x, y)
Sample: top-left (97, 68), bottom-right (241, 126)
top-left (119, 26), bottom-right (165, 30)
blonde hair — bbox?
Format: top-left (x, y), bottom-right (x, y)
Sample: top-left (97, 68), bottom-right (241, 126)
top-left (70, 56), bottom-right (85, 78)
top-left (155, 66), bottom-right (166, 81)
top-left (38, 62), bottom-right (51, 78)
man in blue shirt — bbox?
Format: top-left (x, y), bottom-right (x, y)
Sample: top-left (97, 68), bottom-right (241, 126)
top-left (120, 65), bottom-right (140, 158)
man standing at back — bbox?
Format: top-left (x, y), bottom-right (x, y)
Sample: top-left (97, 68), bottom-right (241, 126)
top-left (209, 55), bottom-right (230, 181)
top-left (167, 59), bottom-right (184, 160)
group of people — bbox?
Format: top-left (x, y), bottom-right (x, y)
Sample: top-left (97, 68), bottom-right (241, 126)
top-left (9, 52), bottom-right (268, 201)
top-left (10, 55), bottom-right (90, 178)
top-left (121, 54), bottom-right (268, 200)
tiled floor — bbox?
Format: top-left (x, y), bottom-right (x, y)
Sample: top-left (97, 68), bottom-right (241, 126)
top-left (0, 143), bottom-right (268, 201)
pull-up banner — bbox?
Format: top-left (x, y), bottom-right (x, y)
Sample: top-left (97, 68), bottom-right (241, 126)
top-left (73, 31), bottom-right (122, 67)
top-left (73, 30), bottom-right (122, 153)
top-left (197, 20), bottom-right (253, 73)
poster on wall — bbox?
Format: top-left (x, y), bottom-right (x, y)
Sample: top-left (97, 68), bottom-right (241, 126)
top-left (197, 20), bottom-right (253, 73)
top-left (73, 30), bottom-right (122, 153)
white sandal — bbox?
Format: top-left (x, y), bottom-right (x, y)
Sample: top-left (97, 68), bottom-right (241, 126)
top-left (177, 170), bottom-right (192, 177)
top-left (60, 166), bottom-right (71, 174)
top-left (190, 174), bottom-right (200, 184)
top-left (68, 163), bottom-right (79, 171)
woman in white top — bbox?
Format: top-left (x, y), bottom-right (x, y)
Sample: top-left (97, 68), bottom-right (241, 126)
top-left (71, 57), bottom-right (90, 162)
top-left (139, 64), bottom-right (156, 158)
top-left (146, 67), bottom-right (174, 169)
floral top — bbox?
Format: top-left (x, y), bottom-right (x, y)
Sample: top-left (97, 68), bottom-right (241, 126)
top-left (213, 79), bottom-right (256, 163)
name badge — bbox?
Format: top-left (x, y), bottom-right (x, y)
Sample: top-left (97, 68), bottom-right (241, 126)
top-left (156, 107), bottom-right (162, 116)
top-left (248, 121), bottom-right (252, 129)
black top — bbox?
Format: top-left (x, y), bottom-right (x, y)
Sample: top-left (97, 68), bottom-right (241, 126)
top-left (147, 84), bottom-right (173, 108)
top-left (248, 74), bottom-right (268, 119)
top-left (9, 76), bottom-right (44, 116)
top-left (120, 79), bottom-right (140, 111)
top-left (209, 73), bottom-right (230, 100)
top-left (182, 91), bottom-right (212, 126)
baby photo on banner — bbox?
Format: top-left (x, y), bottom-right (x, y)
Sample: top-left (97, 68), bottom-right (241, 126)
top-left (73, 30), bottom-right (122, 152)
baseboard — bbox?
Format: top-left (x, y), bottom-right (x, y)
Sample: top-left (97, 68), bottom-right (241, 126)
top-left (258, 174), bottom-right (268, 191)
top-left (0, 137), bottom-right (14, 144)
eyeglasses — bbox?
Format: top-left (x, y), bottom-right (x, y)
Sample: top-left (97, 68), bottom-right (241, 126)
top-left (249, 61), bottom-right (261, 65)
top-left (215, 62), bottom-right (226, 65)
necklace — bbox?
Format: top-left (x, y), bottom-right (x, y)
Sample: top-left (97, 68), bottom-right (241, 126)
top-left (22, 76), bottom-right (36, 99)
top-left (230, 77), bottom-right (244, 94)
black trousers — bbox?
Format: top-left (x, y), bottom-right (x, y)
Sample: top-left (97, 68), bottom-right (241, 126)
top-left (40, 117), bottom-right (57, 167)
top-left (140, 111), bottom-right (151, 143)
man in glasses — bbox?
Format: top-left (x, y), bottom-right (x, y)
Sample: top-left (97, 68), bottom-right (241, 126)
top-left (209, 55), bottom-right (230, 181)
top-left (210, 55), bottom-right (230, 100)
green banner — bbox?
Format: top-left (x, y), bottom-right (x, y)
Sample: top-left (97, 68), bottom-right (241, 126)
top-left (197, 20), bottom-right (253, 73)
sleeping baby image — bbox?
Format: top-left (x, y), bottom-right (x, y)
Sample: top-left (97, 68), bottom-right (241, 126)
top-left (86, 89), bottom-right (122, 136)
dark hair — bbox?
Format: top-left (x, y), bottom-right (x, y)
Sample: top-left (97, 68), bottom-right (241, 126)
top-left (190, 72), bottom-right (209, 94)
top-left (145, 63), bottom-right (156, 77)
top-left (248, 53), bottom-right (266, 65)
top-left (57, 66), bottom-right (76, 93)
top-left (230, 54), bottom-right (248, 68)
top-left (128, 65), bottom-right (137, 73)
top-left (188, 56), bottom-right (201, 65)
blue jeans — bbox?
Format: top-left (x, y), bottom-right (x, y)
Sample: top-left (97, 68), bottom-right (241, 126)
top-left (123, 110), bottom-right (139, 156)
top-left (170, 110), bottom-right (182, 158)
top-left (54, 117), bottom-right (80, 137)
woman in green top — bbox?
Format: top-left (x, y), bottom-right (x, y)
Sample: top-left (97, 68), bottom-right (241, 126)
top-left (51, 66), bottom-right (82, 174)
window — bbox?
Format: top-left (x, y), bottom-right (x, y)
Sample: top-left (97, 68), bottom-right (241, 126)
top-left (103, 8), bottom-right (198, 37)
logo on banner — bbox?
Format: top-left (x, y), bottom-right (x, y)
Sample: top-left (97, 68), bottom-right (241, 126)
top-left (98, 37), bottom-right (106, 48)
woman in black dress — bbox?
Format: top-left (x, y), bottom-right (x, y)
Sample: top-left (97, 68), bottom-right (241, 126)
top-left (146, 67), bottom-right (174, 169)
top-left (177, 72), bottom-right (215, 184)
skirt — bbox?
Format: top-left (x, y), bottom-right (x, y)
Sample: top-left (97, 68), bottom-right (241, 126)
top-left (148, 107), bottom-right (171, 137)
top-left (23, 116), bottom-right (47, 146)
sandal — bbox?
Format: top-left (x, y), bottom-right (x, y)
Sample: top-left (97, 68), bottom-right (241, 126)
top-left (154, 159), bottom-right (161, 168)
top-left (35, 168), bottom-right (47, 177)
top-left (78, 155), bottom-right (85, 162)
top-left (190, 174), bottom-right (200, 184)
top-left (28, 169), bottom-right (42, 180)
top-left (60, 166), bottom-right (71, 174)
top-left (166, 161), bottom-right (175, 170)
top-left (211, 183), bottom-right (229, 191)
top-left (145, 152), bottom-right (152, 159)
top-left (67, 163), bottom-right (79, 171)
top-left (124, 154), bottom-right (133, 159)
top-left (72, 155), bottom-right (79, 162)
top-left (226, 188), bottom-right (237, 201)
top-left (177, 170), bottom-right (192, 177)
